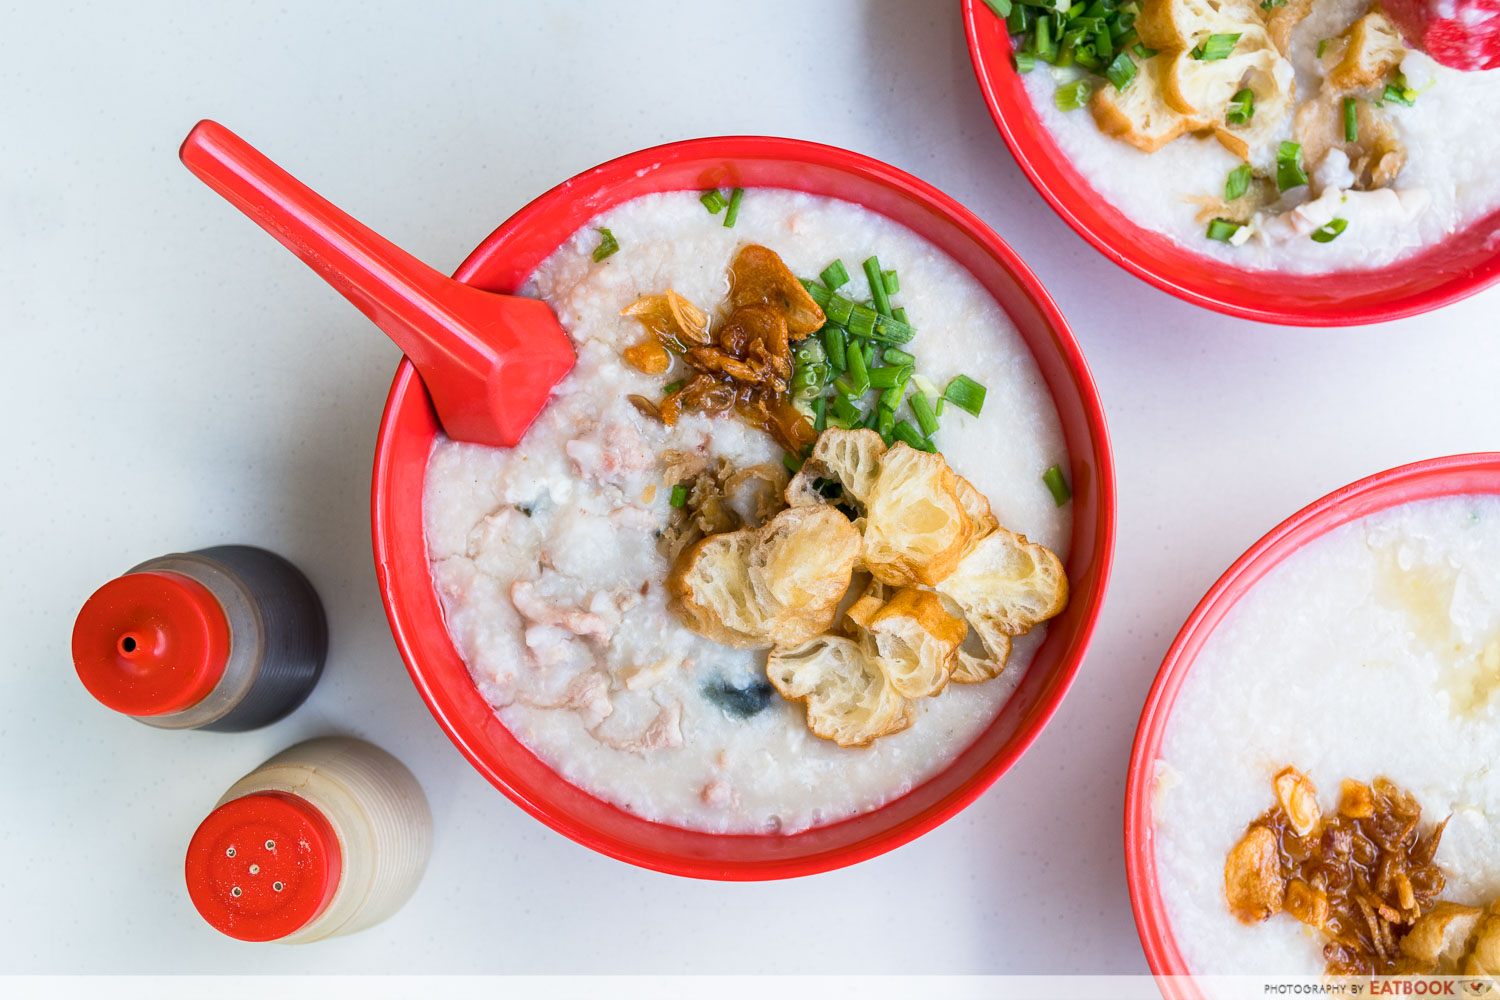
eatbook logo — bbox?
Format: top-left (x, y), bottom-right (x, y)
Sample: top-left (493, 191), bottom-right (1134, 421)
top-left (1464, 983), bottom-right (1493, 997)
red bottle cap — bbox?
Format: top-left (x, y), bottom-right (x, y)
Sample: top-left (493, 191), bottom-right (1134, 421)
top-left (71, 571), bottom-right (231, 717)
top-left (184, 791), bottom-right (343, 942)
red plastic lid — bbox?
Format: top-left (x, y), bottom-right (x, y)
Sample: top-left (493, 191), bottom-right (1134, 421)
top-left (184, 791), bottom-right (343, 942)
top-left (71, 570), bottom-right (231, 717)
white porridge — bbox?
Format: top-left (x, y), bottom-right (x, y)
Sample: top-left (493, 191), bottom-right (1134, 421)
top-left (1153, 494), bottom-right (1500, 977)
top-left (1008, 0), bottom-right (1500, 272)
top-left (422, 189), bottom-right (1072, 834)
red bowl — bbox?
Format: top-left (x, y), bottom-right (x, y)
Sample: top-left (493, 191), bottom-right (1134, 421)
top-left (1124, 453), bottom-right (1500, 993)
top-left (371, 136), bottom-right (1117, 879)
top-left (962, 1), bottom-right (1500, 326)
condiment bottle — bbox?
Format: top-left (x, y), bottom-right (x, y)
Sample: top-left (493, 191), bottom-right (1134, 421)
top-left (71, 545), bottom-right (326, 731)
top-left (184, 737), bottom-right (432, 943)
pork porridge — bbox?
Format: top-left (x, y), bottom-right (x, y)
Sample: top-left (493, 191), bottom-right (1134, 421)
top-left (422, 188), bottom-right (1073, 834)
top-left (987, 0), bottom-right (1500, 271)
top-left (1154, 494), bottom-right (1500, 981)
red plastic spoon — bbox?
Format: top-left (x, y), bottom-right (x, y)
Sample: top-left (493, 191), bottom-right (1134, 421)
top-left (179, 120), bottom-right (576, 448)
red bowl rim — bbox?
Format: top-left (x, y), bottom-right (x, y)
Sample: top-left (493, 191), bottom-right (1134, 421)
top-left (371, 134), bottom-right (1117, 879)
top-left (961, 0), bottom-right (1500, 327)
top-left (1123, 452), bottom-right (1500, 991)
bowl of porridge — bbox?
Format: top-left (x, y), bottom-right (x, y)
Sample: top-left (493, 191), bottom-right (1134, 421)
top-left (964, 0), bottom-right (1500, 325)
top-left (1126, 453), bottom-right (1500, 995)
top-left (372, 136), bottom-right (1115, 879)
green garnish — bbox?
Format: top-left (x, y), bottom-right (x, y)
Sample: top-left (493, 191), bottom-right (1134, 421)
top-left (1055, 79), bottom-right (1093, 111)
top-left (1311, 218), bottom-right (1348, 243)
top-left (892, 306), bottom-right (910, 326)
top-left (943, 375), bottom-right (987, 417)
top-left (863, 256), bottom-right (894, 318)
top-left (982, 0), bottom-right (1013, 17)
top-left (1133, 42), bottom-right (1157, 59)
top-left (882, 269), bottom-right (899, 295)
top-left (846, 336), bottom-right (871, 394)
top-left (663, 379), bottom-right (685, 394)
top-left (1343, 97), bottom-right (1358, 142)
top-left (1015, 51), bottom-right (1037, 73)
top-left (892, 420), bottom-right (935, 452)
top-left (1382, 74), bottom-right (1416, 107)
top-left (822, 325), bottom-right (848, 372)
top-left (1225, 88), bottom-right (1254, 125)
top-left (1276, 141), bottom-right (1308, 192)
top-left (1043, 465), bottom-right (1072, 506)
top-left (877, 407), bottom-right (896, 444)
top-left (1225, 164), bottom-right (1252, 202)
top-left (812, 396), bottom-right (828, 433)
top-left (1190, 33), bottom-right (1240, 61)
top-left (1206, 218), bottom-right (1242, 242)
top-left (909, 391), bottom-right (940, 438)
top-left (1106, 51), bottom-right (1137, 91)
top-left (592, 228), bottom-right (619, 262)
top-left (831, 394), bottom-right (861, 424)
top-left (669, 484), bottom-right (688, 508)
top-left (700, 190), bottom-right (726, 214)
top-left (722, 187), bottom-right (745, 228)
top-left (820, 259), bottom-right (850, 290)
top-left (867, 365), bottom-right (910, 389)
top-left (847, 302), bottom-right (878, 337)
top-left (883, 347), bottom-right (915, 366)
top-left (1317, 38), bottom-right (1329, 58)
top-left (1260, 0), bottom-right (1287, 8)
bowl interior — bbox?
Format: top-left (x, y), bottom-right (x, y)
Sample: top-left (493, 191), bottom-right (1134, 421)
top-left (962, 1), bottom-right (1500, 326)
top-left (1124, 453), bottom-right (1500, 987)
top-left (372, 136), bottom-right (1116, 879)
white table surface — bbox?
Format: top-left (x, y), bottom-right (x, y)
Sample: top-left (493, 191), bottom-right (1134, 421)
top-left (5, 0), bottom-right (1499, 976)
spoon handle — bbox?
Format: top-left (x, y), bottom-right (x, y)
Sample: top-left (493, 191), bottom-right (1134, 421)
top-left (178, 119), bottom-right (489, 375)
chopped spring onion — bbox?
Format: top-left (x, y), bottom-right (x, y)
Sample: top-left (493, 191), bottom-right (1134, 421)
top-left (943, 375), bottom-right (987, 417)
top-left (722, 187), bottom-right (745, 228)
top-left (782, 452), bottom-right (803, 474)
top-left (663, 379), bottom-right (685, 394)
top-left (863, 256), bottom-right (894, 317)
top-left (982, 0), bottom-right (1013, 16)
top-left (1225, 88), bottom-right (1254, 125)
top-left (882, 269), bottom-right (899, 295)
top-left (845, 337), bottom-right (871, 393)
top-left (1317, 38), bottom-right (1329, 58)
top-left (1106, 51), bottom-right (1137, 91)
top-left (1343, 97), bottom-right (1358, 142)
top-left (867, 365), bottom-right (909, 389)
top-left (1206, 218), bottom-right (1242, 242)
top-left (887, 308), bottom-right (912, 335)
top-left (879, 382), bottom-right (907, 412)
top-left (935, 397), bottom-right (947, 417)
top-left (669, 484), bottom-right (688, 508)
top-left (909, 391), bottom-right (940, 438)
top-left (1311, 217), bottom-right (1348, 243)
top-left (820, 259), bottom-right (850, 290)
top-left (1133, 42), bottom-right (1157, 59)
top-left (1043, 465), bottom-right (1072, 506)
top-left (1055, 79), bottom-right (1093, 111)
top-left (1015, 51), bottom-right (1037, 73)
top-left (847, 303), bottom-right (878, 337)
top-left (1276, 141), bottom-right (1309, 192)
top-left (699, 190), bottom-right (726, 214)
top-left (1190, 33), bottom-right (1241, 61)
top-left (1382, 74), bottom-right (1416, 107)
top-left (823, 325), bottom-right (848, 372)
top-left (877, 407), bottom-right (896, 444)
top-left (892, 420), bottom-right (934, 452)
top-left (826, 294), bottom-right (855, 328)
top-left (1225, 164), bottom-right (1252, 202)
top-left (831, 394), bottom-right (861, 424)
top-left (812, 396), bottom-right (828, 433)
top-left (883, 347), bottom-right (915, 366)
top-left (1260, 0), bottom-right (1287, 8)
top-left (591, 228), bottom-right (619, 262)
